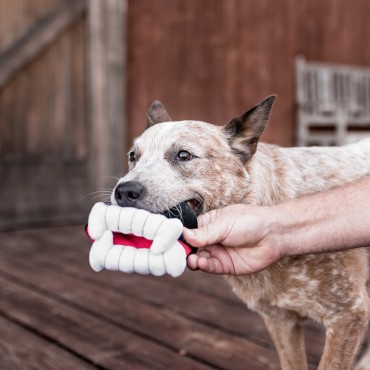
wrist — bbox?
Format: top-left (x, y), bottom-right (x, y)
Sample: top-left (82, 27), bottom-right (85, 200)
top-left (263, 205), bottom-right (290, 259)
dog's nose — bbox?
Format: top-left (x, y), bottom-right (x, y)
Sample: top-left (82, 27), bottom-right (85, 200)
top-left (114, 181), bottom-right (145, 207)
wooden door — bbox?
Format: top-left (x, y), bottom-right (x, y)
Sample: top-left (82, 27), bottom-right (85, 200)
top-left (0, 0), bottom-right (126, 230)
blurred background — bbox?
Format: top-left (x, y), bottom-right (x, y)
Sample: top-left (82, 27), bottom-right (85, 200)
top-left (1, 1), bottom-right (370, 369)
top-left (1, 0), bottom-right (370, 229)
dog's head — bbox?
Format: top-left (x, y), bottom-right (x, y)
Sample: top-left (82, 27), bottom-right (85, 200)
top-left (111, 95), bottom-right (276, 215)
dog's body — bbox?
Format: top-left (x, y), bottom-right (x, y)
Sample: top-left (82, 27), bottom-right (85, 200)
top-left (112, 97), bottom-right (370, 369)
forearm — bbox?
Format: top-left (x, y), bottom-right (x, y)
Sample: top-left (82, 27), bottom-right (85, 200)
top-left (269, 176), bottom-right (370, 257)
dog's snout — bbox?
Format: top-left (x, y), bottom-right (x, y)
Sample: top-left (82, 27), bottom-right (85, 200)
top-left (115, 181), bottom-right (145, 207)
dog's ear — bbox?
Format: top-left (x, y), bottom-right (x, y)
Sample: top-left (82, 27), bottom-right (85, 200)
top-left (147, 100), bottom-right (172, 127)
top-left (224, 95), bottom-right (276, 162)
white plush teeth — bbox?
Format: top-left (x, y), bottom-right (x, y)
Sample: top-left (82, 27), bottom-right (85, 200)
top-left (148, 253), bottom-right (166, 276)
top-left (150, 218), bottom-right (183, 254)
top-left (117, 207), bottom-right (137, 234)
top-left (87, 202), bottom-right (187, 277)
top-left (141, 213), bottom-right (167, 239)
top-left (118, 246), bottom-right (136, 273)
top-left (89, 230), bottom-right (113, 272)
top-left (133, 248), bottom-right (150, 275)
top-left (88, 202), bottom-right (108, 240)
top-left (131, 209), bottom-right (151, 237)
top-left (105, 205), bottom-right (123, 232)
top-left (163, 242), bottom-right (187, 278)
top-left (104, 245), bottom-right (122, 270)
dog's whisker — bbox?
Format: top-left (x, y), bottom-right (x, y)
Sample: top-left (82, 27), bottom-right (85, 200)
top-left (102, 175), bottom-right (120, 181)
top-left (81, 192), bottom-right (112, 202)
top-left (83, 190), bottom-right (113, 196)
top-left (103, 195), bottom-right (112, 205)
top-left (83, 190), bottom-right (112, 199)
top-left (176, 203), bottom-right (184, 220)
top-left (89, 194), bottom-right (112, 202)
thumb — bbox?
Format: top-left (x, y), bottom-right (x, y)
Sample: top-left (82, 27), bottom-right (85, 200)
top-left (183, 224), bottom-right (224, 248)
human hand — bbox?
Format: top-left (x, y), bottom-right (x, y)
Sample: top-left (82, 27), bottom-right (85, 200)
top-left (184, 204), bottom-right (283, 275)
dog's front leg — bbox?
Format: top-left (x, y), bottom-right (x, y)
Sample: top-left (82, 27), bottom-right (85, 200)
top-left (261, 313), bottom-right (307, 370)
top-left (319, 310), bottom-right (369, 370)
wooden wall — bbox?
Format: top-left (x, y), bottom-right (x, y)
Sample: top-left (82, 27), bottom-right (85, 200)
top-left (1, 0), bottom-right (370, 229)
top-left (0, 0), bottom-right (126, 230)
top-left (0, 0), bottom-right (59, 51)
top-left (0, 1), bottom-right (88, 229)
top-left (126, 0), bottom-right (370, 148)
top-left (126, 0), bottom-right (296, 147)
top-left (295, 0), bottom-right (370, 66)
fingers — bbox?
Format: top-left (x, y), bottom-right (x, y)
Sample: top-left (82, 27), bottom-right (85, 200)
top-left (187, 244), bottom-right (282, 276)
top-left (183, 222), bottom-right (223, 248)
top-left (183, 208), bottom-right (230, 248)
top-left (197, 209), bottom-right (220, 228)
top-left (187, 253), bottom-right (225, 274)
top-left (187, 253), bottom-right (200, 270)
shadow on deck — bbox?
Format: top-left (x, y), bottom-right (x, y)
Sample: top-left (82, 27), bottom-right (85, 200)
top-left (0, 226), bottom-right (326, 369)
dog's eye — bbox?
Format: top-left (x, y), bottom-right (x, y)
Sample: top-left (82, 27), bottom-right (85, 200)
top-left (177, 150), bottom-right (192, 161)
top-left (129, 151), bottom-right (136, 162)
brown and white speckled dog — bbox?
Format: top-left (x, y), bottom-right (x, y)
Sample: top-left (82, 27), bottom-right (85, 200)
top-left (112, 96), bottom-right (370, 370)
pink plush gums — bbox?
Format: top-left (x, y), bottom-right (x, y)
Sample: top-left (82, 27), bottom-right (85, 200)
top-left (85, 226), bottom-right (192, 256)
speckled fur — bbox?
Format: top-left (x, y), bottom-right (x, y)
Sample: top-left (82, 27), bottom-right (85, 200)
top-left (113, 100), bottom-right (370, 370)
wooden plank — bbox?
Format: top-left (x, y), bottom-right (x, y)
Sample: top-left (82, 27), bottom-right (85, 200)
top-left (0, 228), bottom-right (323, 368)
top-left (5, 226), bottom-right (324, 368)
top-left (0, 227), bottom-right (325, 364)
top-left (0, 236), bottom-right (283, 370)
top-left (87, 0), bottom-right (126, 191)
top-left (0, 0), bottom-right (59, 53)
top-left (0, 315), bottom-right (96, 370)
top-left (295, 0), bottom-right (370, 67)
top-left (69, 17), bottom-right (88, 161)
top-left (0, 16), bottom-right (88, 229)
top-left (0, 273), bottom-right (209, 370)
top-left (0, 163), bottom-right (87, 231)
top-left (0, 0), bottom-right (87, 88)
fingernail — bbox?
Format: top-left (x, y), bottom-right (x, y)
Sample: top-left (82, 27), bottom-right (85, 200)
top-left (185, 228), bottom-right (194, 236)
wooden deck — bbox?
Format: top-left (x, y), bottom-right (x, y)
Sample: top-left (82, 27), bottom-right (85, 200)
top-left (0, 225), bottom-right (326, 369)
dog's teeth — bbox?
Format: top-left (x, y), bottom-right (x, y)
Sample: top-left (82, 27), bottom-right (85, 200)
top-left (186, 200), bottom-right (195, 211)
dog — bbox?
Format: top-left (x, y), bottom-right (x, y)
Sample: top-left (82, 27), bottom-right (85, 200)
top-left (111, 96), bottom-right (370, 370)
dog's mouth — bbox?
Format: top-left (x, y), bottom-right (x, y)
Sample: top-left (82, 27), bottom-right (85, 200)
top-left (185, 198), bottom-right (203, 216)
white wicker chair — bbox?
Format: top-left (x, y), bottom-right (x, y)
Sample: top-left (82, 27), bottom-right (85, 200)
top-left (296, 56), bottom-right (370, 146)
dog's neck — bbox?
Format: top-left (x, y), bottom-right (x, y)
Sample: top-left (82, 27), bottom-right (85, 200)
top-left (245, 140), bottom-right (370, 207)
top-left (243, 143), bottom-right (291, 206)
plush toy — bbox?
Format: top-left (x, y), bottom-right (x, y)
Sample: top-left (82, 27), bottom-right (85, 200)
top-left (86, 202), bottom-right (197, 277)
